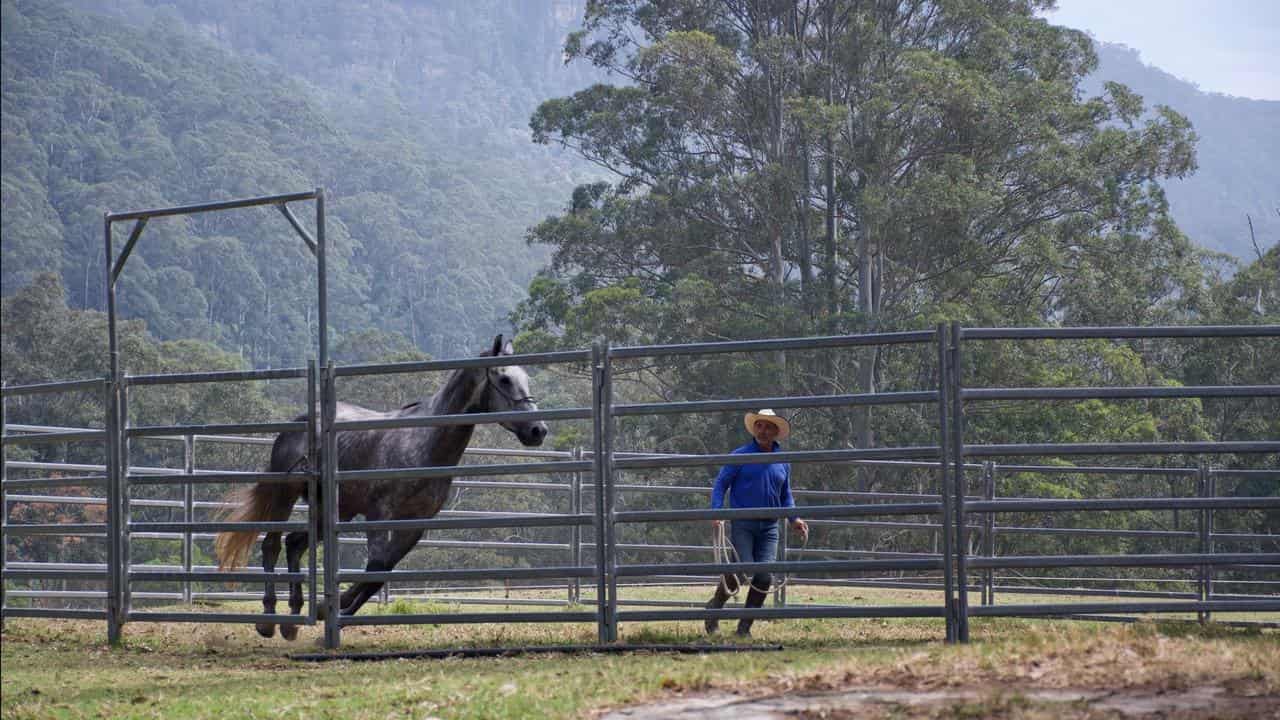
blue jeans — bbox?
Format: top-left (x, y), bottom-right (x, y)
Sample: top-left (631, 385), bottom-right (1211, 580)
top-left (730, 519), bottom-right (779, 590)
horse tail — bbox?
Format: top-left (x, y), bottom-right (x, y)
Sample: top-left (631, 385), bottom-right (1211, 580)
top-left (214, 483), bottom-right (284, 570)
top-left (216, 428), bottom-right (310, 570)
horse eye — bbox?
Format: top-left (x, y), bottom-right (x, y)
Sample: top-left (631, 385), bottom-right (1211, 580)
top-left (499, 376), bottom-right (512, 386)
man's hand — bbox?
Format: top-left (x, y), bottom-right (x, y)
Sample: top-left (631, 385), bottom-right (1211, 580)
top-left (790, 518), bottom-right (809, 542)
top-left (712, 519), bottom-right (724, 532)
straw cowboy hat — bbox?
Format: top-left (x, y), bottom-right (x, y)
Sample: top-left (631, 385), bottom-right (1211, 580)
top-left (744, 409), bottom-right (790, 441)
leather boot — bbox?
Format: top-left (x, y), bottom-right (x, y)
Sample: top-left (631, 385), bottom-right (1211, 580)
top-left (704, 575), bottom-right (738, 635)
top-left (736, 580), bottom-right (770, 637)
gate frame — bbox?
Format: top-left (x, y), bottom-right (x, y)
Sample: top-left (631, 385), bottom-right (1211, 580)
top-left (103, 190), bottom-right (327, 643)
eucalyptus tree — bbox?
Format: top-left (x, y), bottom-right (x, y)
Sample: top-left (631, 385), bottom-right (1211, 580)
top-left (517, 0), bottom-right (1203, 470)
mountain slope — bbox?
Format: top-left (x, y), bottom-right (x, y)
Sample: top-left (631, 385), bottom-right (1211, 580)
top-left (1, 0), bottom-right (598, 367)
top-left (1088, 42), bottom-right (1279, 260)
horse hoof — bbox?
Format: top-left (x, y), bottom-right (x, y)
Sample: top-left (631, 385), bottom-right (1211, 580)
top-left (280, 624), bottom-right (299, 641)
top-left (256, 623), bottom-right (276, 638)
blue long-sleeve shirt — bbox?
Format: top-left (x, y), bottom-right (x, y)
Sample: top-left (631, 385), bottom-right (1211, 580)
top-left (711, 440), bottom-right (795, 520)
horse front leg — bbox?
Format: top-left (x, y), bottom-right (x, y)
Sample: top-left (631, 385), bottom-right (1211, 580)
top-left (278, 530), bottom-right (310, 641)
top-left (256, 531), bottom-right (282, 638)
top-left (340, 529), bottom-right (424, 616)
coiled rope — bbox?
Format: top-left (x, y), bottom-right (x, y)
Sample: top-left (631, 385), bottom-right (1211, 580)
top-left (712, 520), bottom-right (808, 596)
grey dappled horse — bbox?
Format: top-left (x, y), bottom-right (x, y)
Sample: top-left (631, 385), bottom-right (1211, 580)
top-left (214, 335), bottom-right (547, 639)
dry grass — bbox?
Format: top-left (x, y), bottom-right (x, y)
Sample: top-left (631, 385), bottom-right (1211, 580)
top-left (2, 585), bottom-right (1276, 719)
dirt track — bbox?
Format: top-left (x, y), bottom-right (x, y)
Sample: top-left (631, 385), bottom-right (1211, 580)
top-left (604, 684), bottom-right (1280, 719)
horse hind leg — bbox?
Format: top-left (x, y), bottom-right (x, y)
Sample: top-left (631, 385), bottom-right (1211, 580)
top-left (339, 531), bottom-right (387, 615)
top-left (256, 531), bottom-right (283, 638)
top-left (278, 530), bottom-right (310, 641)
top-left (252, 479), bottom-right (304, 639)
top-left (340, 529), bottom-right (424, 617)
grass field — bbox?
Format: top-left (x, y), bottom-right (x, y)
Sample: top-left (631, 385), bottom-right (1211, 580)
top-left (2, 585), bottom-right (1277, 719)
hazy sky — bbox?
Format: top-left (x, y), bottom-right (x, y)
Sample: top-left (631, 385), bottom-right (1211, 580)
top-left (1042, 0), bottom-right (1279, 101)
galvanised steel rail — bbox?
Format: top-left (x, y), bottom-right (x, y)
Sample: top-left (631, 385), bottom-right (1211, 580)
top-left (0, 369), bottom-right (322, 639)
top-left (3, 429), bottom-right (108, 445)
top-left (5, 452), bottom-right (1275, 630)
top-left (121, 362), bottom-right (318, 632)
top-left (84, 190), bottom-right (329, 642)
top-left (331, 349), bottom-right (591, 377)
top-left (1, 376), bottom-right (113, 637)
top-left (321, 346), bottom-right (603, 643)
top-left (609, 330), bottom-right (936, 358)
top-left (105, 190), bottom-right (321, 223)
top-left (950, 323), bottom-right (1280, 639)
top-left (0, 378), bottom-right (106, 397)
top-left (592, 329), bottom-right (951, 641)
top-left (4, 319), bottom-right (1278, 648)
top-left (310, 329), bottom-right (953, 644)
top-left (127, 367), bottom-right (310, 386)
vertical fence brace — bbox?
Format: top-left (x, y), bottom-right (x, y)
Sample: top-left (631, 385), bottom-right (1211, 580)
top-left (306, 360), bottom-right (319, 623)
top-left (982, 461), bottom-right (996, 607)
top-left (949, 321), bottom-right (970, 642)
top-left (0, 381), bottom-right (7, 631)
top-left (603, 344), bottom-right (619, 642)
top-left (570, 446), bottom-right (583, 605)
top-left (936, 324), bottom-right (956, 643)
top-left (590, 343), bottom-right (611, 642)
top-left (105, 373), bottom-right (122, 644)
top-left (182, 434), bottom-right (194, 604)
top-left (322, 362), bottom-right (341, 648)
top-left (1198, 461), bottom-right (1213, 624)
top-left (119, 370), bottom-right (132, 622)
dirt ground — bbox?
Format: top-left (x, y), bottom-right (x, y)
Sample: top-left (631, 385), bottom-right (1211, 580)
top-left (602, 683), bottom-right (1280, 719)
top-left (599, 618), bottom-right (1280, 719)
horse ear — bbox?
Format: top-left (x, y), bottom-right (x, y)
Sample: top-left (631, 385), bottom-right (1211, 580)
top-left (501, 338), bottom-right (514, 356)
top-left (489, 334), bottom-right (504, 357)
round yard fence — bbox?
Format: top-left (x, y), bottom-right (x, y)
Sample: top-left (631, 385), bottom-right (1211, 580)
top-left (3, 192), bottom-right (1276, 649)
top-left (4, 325), bottom-right (1277, 649)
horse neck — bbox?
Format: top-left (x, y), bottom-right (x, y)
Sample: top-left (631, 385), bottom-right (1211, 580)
top-left (415, 366), bottom-right (482, 466)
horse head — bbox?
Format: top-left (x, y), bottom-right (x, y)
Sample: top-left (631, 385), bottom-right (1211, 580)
top-left (477, 334), bottom-right (547, 446)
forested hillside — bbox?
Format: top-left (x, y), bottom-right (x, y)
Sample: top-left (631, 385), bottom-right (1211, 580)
top-left (3, 0), bottom-right (1274, 382)
top-left (1, 0), bottom-right (598, 370)
top-left (1087, 42), bottom-right (1279, 260)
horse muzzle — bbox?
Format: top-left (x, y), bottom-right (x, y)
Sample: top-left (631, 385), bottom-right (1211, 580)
top-left (517, 422), bottom-right (548, 447)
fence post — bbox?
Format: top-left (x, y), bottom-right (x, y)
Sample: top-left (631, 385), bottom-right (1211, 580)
top-left (182, 434), bottom-right (194, 605)
top-left (1206, 467), bottom-right (1216, 617)
top-left (590, 343), bottom-right (610, 642)
top-left (949, 321), bottom-right (970, 642)
top-left (1198, 461), bottom-right (1213, 624)
top-left (602, 344), bottom-right (619, 642)
top-left (570, 446), bottom-right (583, 605)
top-left (104, 372), bottom-right (122, 645)
top-left (936, 324), bottom-right (955, 643)
top-left (982, 462), bottom-right (995, 606)
top-left (322, 361), bottom-right (341, 649)
top-left (118, 371), bottom-right (133, 623)
top-left (1, 382), bottom-right (7, 631)
top-left (306, 360), bottom-right (319, 622)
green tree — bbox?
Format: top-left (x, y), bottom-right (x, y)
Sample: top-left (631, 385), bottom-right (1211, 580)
top-left (515, 0), bottom-right (1206, 476)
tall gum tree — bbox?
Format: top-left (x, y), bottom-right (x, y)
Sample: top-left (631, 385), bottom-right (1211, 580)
top-left (516, 0), bottom-right (1203, 483)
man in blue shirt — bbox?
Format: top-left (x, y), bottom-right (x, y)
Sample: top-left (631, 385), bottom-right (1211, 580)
top-left (705, 409), bottom-right (809, 636)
